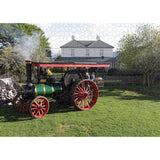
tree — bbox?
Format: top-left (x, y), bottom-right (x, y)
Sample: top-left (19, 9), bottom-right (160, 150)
top-left (0, 23), bottom-right (50, 57)
top-left (0, 46), bottom-right (25, 78)
top-left (0, 23), bottom-right (51, 80)
top-left (117, 24), bottom-right (160, 87)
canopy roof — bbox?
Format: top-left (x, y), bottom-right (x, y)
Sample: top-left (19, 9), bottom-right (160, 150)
top-left (28, 61), bottom-right (110, 68)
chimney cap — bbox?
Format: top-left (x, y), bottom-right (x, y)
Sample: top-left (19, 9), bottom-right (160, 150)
top-left (72, 35), bottom-right (75, 40)
top-left (96, 35), bottom-right (100, 40)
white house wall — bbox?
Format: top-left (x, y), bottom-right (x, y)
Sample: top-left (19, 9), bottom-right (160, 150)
top-left (61, 48), bottom-right (113, 57)
top-left (103, 48), bottom-right (113, 57)
top-left (61, 48), bottom-right (71, 57)
top-left (75, 49), bottom-right (86, 57)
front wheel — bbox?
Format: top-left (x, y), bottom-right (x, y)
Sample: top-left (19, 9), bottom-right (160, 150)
top-left (72, 80), bottom-right (98, 110)
top-left (29, 96), bottom-right (49, 118)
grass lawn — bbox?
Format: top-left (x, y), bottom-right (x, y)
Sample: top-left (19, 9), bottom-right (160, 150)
top-left (1, 83), bottom-right (160, 136)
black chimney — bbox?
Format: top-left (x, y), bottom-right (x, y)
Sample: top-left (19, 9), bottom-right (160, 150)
top-left (25, 61), bottom-right (32, 84)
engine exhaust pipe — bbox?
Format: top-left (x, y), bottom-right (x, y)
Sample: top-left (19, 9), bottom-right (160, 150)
top-left (25, 60), bottom-right (32, 84)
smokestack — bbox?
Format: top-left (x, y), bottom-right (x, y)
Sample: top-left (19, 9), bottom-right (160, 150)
top-left (25, 60), bottom-right (32, 84)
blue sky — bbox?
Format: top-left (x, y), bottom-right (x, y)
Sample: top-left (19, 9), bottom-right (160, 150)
top-left (36, 23), bottom-right (138, 53)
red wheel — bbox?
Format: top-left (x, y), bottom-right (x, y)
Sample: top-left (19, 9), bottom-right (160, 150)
top-left (29, 96), bottom-right (49, 118)
top-left (13, 94), bottom-right (29, 112)
top-left (73, 80), bottom-right (98, 110)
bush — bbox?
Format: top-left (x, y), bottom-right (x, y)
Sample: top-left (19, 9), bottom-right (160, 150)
top-left (107, 68), bottom-right (143, 76)
top-left (107, 68), bottom-right (119, 76)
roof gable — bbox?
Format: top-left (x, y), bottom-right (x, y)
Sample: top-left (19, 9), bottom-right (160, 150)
top-left (78, 41), bottom-right (94, 47)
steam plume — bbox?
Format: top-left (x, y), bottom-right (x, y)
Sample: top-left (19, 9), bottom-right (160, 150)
top-left (13, 32), bottom-right (40, 60)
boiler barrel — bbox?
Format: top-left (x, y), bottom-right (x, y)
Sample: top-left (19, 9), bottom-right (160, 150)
top-left (35, 84), bottom-right (62, 96)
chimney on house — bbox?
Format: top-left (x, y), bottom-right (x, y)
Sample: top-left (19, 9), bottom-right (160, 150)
top-left (96, 35), bottom-right (100, 40)
top-left (72, 35), bottom-right (75, 40)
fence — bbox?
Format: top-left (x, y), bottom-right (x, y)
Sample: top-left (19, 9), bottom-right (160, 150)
top-left (96, 73), bottom-right (160, 86)
top-left (103, 75), bottom-right (143, 85)
top-left (95, 73), bottom-right (143, 85)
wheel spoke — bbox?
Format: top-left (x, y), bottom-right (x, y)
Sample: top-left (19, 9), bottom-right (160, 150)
top-left (82, 99), bottom-right (85, 108)
top-left (85, 97), bottom-right (90, 108)
top-left (41, 109), bottom-right (44, 114)
top-left (77, 99), bottom-right (83, 107)
top-left (32, 104), bottom-right (38, 108)
top-left (32, 109), bottom-right (37, 115)
top-left (81, 81), bottom-right (84, 89)
top-left (34, 101), bottom-right (39, 106)
top-left (75, 96), bottom-right (82, 103)
top-left (42, 107), bottom-right (46, 111)
top-left (42, 105), bottom-right (46, 108)
top-left (31, 108), bottom-right (37, 110)
top-left (77, 86), bottom-right (84, 92)
top-left (35, 110), bottom-right (40, 116)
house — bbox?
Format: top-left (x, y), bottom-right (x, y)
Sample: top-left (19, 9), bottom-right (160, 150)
top-left (55, 35), bottom-right (117, 69)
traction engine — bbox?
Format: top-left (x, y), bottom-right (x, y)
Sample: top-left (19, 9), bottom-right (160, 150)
top-left (13, 61), bottom-right (109, 118)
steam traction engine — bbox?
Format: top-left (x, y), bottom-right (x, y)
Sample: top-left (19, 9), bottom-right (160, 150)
top-left (13, 61), bottom-right (110, 118)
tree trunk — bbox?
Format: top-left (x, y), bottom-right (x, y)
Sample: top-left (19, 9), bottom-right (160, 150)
top-left (147, 74), bottom-right (150, 87)
top-left (143, 74), bottom-right (147, 87)
top-left (151, 73), bottom-right (155, 86)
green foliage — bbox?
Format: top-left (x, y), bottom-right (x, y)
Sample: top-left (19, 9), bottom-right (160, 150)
top-left (56, 55), bottom-right (62, 59)
top-left (0, 23), bottom-right (51, 79)
top-left (0, 46), bottom-right (25, 77)
top-left (117, 24), bottom-right (160, 86)
top-left (0, 23), bottom-right (50, 51)
top-left (107, 68), bottom-right (119, 76)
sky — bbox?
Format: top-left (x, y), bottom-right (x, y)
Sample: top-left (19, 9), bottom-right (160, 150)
top-left (36, 23), bottom-right (138, 54)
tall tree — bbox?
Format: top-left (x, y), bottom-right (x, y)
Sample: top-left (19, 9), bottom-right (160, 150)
top-left (0, 46), bottom-right (25, 77)
top-left (0, 23), bottom-right (51, 79)
top-left (117, 24), bottom-right (160, 87)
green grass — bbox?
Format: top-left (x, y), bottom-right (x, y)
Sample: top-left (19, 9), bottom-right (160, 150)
top-left (1, 83), bottom-right (160, 136)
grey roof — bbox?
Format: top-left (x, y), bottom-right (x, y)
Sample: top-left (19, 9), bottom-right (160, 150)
top-left (60, 40), bottom-right (114, 48)
top-left (55, 57), bottom-right (117, 63)
top-left (61, 40), bottom-right (85, 48)
top-left (88, 40), bottom-right (114, 48)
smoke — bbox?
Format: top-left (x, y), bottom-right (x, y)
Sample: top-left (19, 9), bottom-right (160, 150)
top-left (13, 32), bottom-right (41, 60)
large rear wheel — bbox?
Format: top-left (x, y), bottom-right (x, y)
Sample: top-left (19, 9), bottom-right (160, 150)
top-left (72, 80), bottom-right (98, 110)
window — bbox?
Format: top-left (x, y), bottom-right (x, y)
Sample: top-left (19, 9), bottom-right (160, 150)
top-left (71, 49), bottom-right (75, 56)
top-left (100, 49), bottom-right (104, 56)
top-left (86, 49), bottom-right (89, 56)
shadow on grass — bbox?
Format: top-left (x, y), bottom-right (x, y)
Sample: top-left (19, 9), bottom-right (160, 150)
top-left (99, 83), bottom-right (160, 102)
top-left (0, 105), bottom-right (33, 122)
top-left (0, 100), bottom-right (79, 122)
top-left (48, 100), bottom-right (79, 114)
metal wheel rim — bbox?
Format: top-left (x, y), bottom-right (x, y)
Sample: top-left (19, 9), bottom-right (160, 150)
top-left (74, 80), bottom-right (98, 110)
top-left (30, 96), bottom-right (49, 118)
